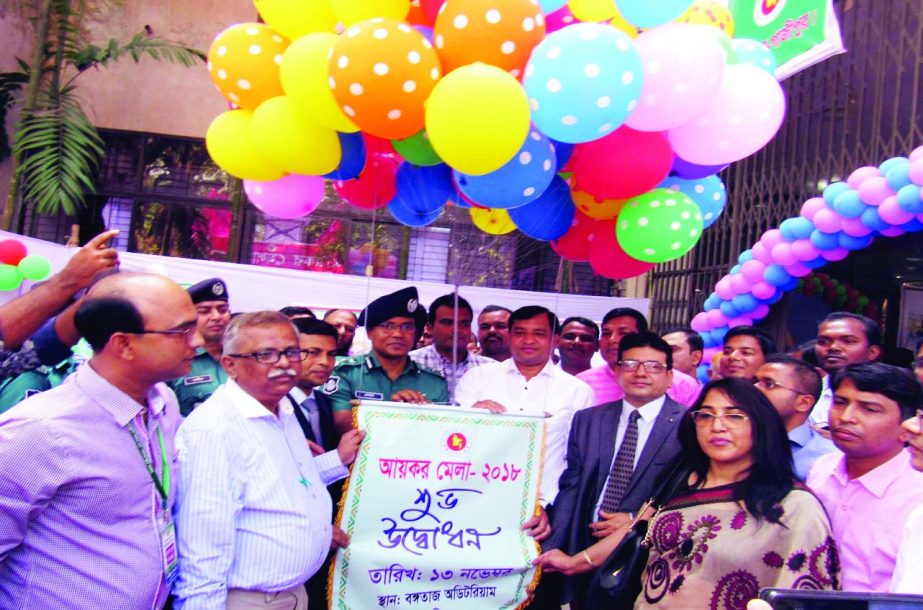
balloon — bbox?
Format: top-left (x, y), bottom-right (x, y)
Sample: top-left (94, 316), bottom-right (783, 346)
top-left (551, 211), bottom-right (597, 261)
top-left (910, 158), bottom-right (923, 185)
top-left (750, 242), bottom-right (772, 264)
top-left (568, 0), bottom-right (617, 21)
top-left (335, 152), bottom-right (400, 209)
top-left (846, 166), bottom-right (881, 189)
top-left (0, 265), bottom-right (22, 291)
top-left (434, 0), bottom-right (546, 76)
top-left (730, 273), bottom-right (751, 295)
top-left (714, 276), bottom-right (734, 300)
top-left (897, 184), bottom-right (923, 213)
top-left (572, 127), bottom-right (672, 199)
top-left (841, 217), bottom-right (874, 237)
top-left (420, 0), bottom-right (446, 24)
top-left (545, 4), bottom-right (578, 33)
top-left (832, 189), bottom-right (866, 218)
top-left (800, 196), bottom-right (827, 220)
top-left (838, 233), bottom-right (874, 250)
top-left (508, 177), bottom-right (575, 240)
top-left (720, 301), bottom-right (739, 318)
top-left (670, 156), bottom-right (728, 179)
top-left (250, 96), bottom-right (341, 175)
top-left (206, 110), bottom-right (284, 181)
top-left (668, 64), bottom-right (785, 165)
top-left (453, 128), bottom-right (556, 208)
top-left (610, 5), bottom-right (642, 38)
top-left (885, 162), bottom-right (912, 191)
top-left (822, 181), bottom-right (851, 205)
top-left (470, 208), bottom-right (517, 235)
top-left (253, 0), bottom-right (337, 39)
top-left (426, 62), bottom-right (530, 175)
top-left (324, 132), bottom-right (366, 180)
top-left (751, 281), bottom-right (776, 300)
top-left (392, 130), bottom-right (442, 167)
top-left (17, 255), bottom-right (51, 281)
top-left (659, 174), bottom-right (726, 228)
top-left (763, 264), bottom-right (792, 287)
top-left (571, 188), bottom-right (629, 220)
top-left (614, 0), bottom-right (694, 27)
top-left (770, 242), bottom-right (798, 266)
top-left (626, 24), bottom-right (726, 132)
top-left (540, 0), bottom-right (568, 12)
top-left (810, 229), bottom-right (840, 251)
top-left (779, 217), bottom-right (815, 241)
top-left (0, 240), bottom-right (28, 266)
top-left (552, 139), bottom-right (575, 171)
top-left (731, 38), bottom-right (776, 74)
top-left (675, 0), bottom-right (734, 37)
top-left (207, 23), bottom-right (288, 109)
top-left (388, 196), bottom-right (444, 227)
top-left (330, 0), bottom-right (410, 26)
top-left (244, 174), bottom-right (327, 219)
top-left (740, 260), bottom-right (766, 284)
top-left (389, 163), bottom-right (455, 226)
top-left (878, 195), bottom-right (915, 225)
top-left (812, 208), bottom-right (843, 233)
top-left (616, 188), bottom-right (703, 263)
top-left (857, 176), bottom-right (894, 206)
top-left (522, 23), bottom-right (643, 143)
top-left (587, 220), bottom-right (656, 279)
top-left (279, 33), bottom-right (359, 133)
top-left (791, 239), bottom-right (821, 261)
top-left (879, 156), bottom-right (907, 174)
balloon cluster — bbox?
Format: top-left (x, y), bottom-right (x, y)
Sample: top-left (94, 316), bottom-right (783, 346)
top-left (691, 145), bottom-right (923, 364)
top-left (0, 239), bottom-right (52, 291)
top-left (204, 0), bottom-right (785, 279)
top-left (795, 272), bottom-right (880, 321)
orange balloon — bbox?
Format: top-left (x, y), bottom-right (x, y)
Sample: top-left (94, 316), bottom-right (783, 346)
top-left (571, 187), bottom-right (629, 220)
top-left (329, 18), bottom-right (443, 139)
top-left (207, 23), bottom-right (288, 109)
top-left (434, 0), bottom-right (546, 77)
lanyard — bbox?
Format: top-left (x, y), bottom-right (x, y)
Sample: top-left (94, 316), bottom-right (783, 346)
top-left (127, 420), bottom-right (170, 510)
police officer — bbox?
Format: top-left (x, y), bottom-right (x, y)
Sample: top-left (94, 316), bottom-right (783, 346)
top-left (328, 286), bottom-right (449, 434)
top-left (0, 356), bottom-right (83, 414)
top-left (169, 277), bottom-right (231, 416)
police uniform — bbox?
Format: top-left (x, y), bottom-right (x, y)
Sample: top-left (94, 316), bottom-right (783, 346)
top-left (169, 277), bottom-right (230, 417)
top-left (326, 286), bottom-right (448, 412)
top-left (0, 356), bottom-right (82, 414)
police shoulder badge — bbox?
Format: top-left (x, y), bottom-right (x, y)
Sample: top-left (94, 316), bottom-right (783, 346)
top-left (322, 376), bottom-right (340, 394)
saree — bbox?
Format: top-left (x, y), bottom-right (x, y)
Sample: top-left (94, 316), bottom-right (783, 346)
top-left (635, 483), bottom-right (839, 610)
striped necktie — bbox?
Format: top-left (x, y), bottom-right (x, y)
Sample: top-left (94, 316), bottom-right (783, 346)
top-left (600, 409), bottom-right (642, 513)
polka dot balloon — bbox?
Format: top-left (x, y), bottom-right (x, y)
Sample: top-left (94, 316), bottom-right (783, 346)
top-left (452, 128), bottom-right (556, 209)
top-left (616, 188), bottom-right (703, 263)
top-left (522, 23), bottom-right (644, 143)
top-left (207, 23), bottom-right (289, 109)
top-left (470, 207), bottom-right (517, 235)
top-left (329, 18), bottom-right (442, 140)
top-left (659, 174), bottom-right (726, 228)
top-left (433, 0), bottom-right (546, 76)
top-left (732, 38), bottom-right (777, 75)
top-left (571, 187), bottom-right (629, 220)
top-left (675, 0), bottom-right (735, 37)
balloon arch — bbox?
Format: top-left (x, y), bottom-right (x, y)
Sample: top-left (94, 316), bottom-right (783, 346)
top-left (690, 146), bottom-right (923, 372)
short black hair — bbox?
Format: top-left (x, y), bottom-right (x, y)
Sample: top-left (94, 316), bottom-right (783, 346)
top-left (479, 304), bottom-right (512, 318)
top-left (279, 306), bottom-right (316, 319)
top-left (820, 312), bottom-right (881, 347)
top-left (292, 317), bottom-right (339, 341)
top-left (724, 326), bottom-right (777, 356)
top-left (791, 339), bottom-right (819, 368)
top-left (602, 308), bottom-right (648, 333)
top-left (74, 297), bottom-right (145, 351)
top-left (661, 327), bottom-right (704, 352)
top-left (428, 294), bottom-right (474, 326)
top-left (617, 331), bottom-right (673, 369)
top-left (764, 354), bottom-right (823, 402)
top-left (832, 362), bottom-right (923, 420)
top-left (509, 305), bottom-right (559, 334)
top-left (560, 316), bottom-right (600, 339)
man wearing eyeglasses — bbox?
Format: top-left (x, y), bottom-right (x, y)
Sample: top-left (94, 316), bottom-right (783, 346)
top-left (754, 355), bottom-right (834, 481)
top-left (170, 278), bottom-right (232, 417)
top-left (326, 287), bottom-right (449, 435)
top-left (544, 331), bottom-right (684, 609)
top-left (173, 311), bottom-right (364, 610)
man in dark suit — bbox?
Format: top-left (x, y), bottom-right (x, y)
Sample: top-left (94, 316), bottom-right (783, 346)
top-left (543, 332), bottom-right (685, 609)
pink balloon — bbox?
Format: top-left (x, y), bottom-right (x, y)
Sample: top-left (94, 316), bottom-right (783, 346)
top-left (878, 195), bottom-right (914, 225)
top-left (587, 221), bottom-right (656, 279)
top-left (752, 304), bottom-right (770, 319)
top-left (908, 158), bottom-right (923, 186)
top-left (552, 211), bottom-right (598, 262)
top-left (879, 226), bottom-right (906, 237)
top-left (727, 316), bottom-right (754, 328)
top-left (740, 260), bottom-right (766, 284)
top-left (702, 346), bottom-right (720, 362)
top-left (784, 262), bottom-right (812, 277)
top-left (821, 246), bottom-right (849, 261)
top-left (791, 239), bottom-right (820, 261)
top-left (910, 146), bottom-right (923, 162)
top-left (572, 127), bottom-right (673, 199)
top-left (812, 208), bottom-right (843, 233)
top-left (846, 166), bottom-right (881, 189)
top-left (800, 197), bottom-right (827, 220)
top-left (690, 312), bottom-right (709, 332)
top-left (759, 228), bottom-right (785, 250)
top-left (751, 281), bottom-right (776, 300)
top-left (841, 217), bottom-right (874, 237)
top-left (545, 4), bottom-right (578, 33)
top-left (857, 176), bottom-right (894, 206)
top-left (668, 65), bottom-right (785, 165)
top-left (715, 276), bottom-right (735, 300)
top-left (730, 273), bottom-right (752, 295)
top-left (243, 174), bottom-right (326, 219)
top-left (750, 242), bottom-right (772, 264)
top-left (707, 309), bottom-right (727, 328)
top-left (770, 242), bottom-right (798, 266)
top-left (627, 24), bottom-right (726, 132)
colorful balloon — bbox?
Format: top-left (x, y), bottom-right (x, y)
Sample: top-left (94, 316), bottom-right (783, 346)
top-left (551, 211), bottom-right (597, 261)
top-left (588, 220), bottom-right (656, 279)
top-left (17, 254), bottom-right (51, 281)
top-left (244, 174), bottom-right (327, 219)
top-left (206, 110), bottom-right (284, 181)
top-left (388, 163), bottom-right (454, 228)
top-left (253, 0), bottom-right (337, 39)
top-left (324, 132), bottom-right (367, 180)
top-left (615, 0), bottom-right (694, 27)
top-left (335, 152), bottom-right (401, 209)
top-left (508, 176), bottom-right (575, 240)
top-left (568, 0), bottom-right (617, 21)
top-left (572, 126), bottom-right (672, 199)
top-left (616, 188), bottom-right (703, 263)
top-left (330, 0), bottom-right (410, 26)
top-left (470, 208), bottom-right (517, 235)
top-left (392, 130), bottom-right (442, 167)
top-left (571, 188), bottom-right (629, 220)
top-left (0, 264), bottom-right (22, 291)
top-left (207, 23), bottom-right (288, 109)
top-left (545, 4), bottom-right (578, 33)
top-left (0, 240), bottom-right (28, 266)
top-left (670, 156), bottom-right (728, 179)
top-left (659, 174), bottom-right (726, 228)
top-left (675, 0), bottom-right (734, 37)
top-left (731, 38), bottom-right (776, 74)
top-left (249, 96), bottom-right (341, 175)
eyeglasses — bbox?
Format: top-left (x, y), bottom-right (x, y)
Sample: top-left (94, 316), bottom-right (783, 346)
top-left (691, 410), bottom-right (750, 428)
top-left (377, 322), bottom-right (416, 333)
top-left (561, 333), bottom-right (597, 343)
top-left (618, 360), bottom-right (668, 373)
top-left (753, 377), bottom-right (803, 394)
top-left (227, 348), bottom-right (310, 364)
top-left (128, 324), bottom-right (197, 344)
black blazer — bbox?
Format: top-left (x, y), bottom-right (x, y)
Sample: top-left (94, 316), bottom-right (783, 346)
top-left (288, 390), bottom-right (340, 452)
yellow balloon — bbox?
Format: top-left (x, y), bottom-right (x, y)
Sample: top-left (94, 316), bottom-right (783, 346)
top-left (676, 0), bottom-right (735, 37)
top-left (249, 96), bottom-right (342, 175)
top-left (206, 110), bottom-right (284, 181)
top-left (253, 0), bottom-right (337, 40)
top-left (610, 6), bottom-right (641, 38)
top-left (568, 0), bottom-right (617, 22)
top-left (425, 63), bottom-right (530, 176)
top-left (280, 33), bottom-right (359, 133)
top-left (330, 0), bottom-right (410, 26)
top-left (470, 208), bottom-right (516, 235)
top-left (571, 187), bottom-right (628, 220)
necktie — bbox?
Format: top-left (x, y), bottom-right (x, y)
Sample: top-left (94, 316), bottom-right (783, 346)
top-left (600, 410), bottom-right (642, 513)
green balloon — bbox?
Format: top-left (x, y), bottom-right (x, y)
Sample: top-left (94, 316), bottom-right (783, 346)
top-left (836, 285), bottom-right (847, 295)
top-left (18, 254), bottom-right (51, 280)
top-left (392, 130), bottom-right (442, 167)
top-left (0, 264), bottom-right (22, 291)
top-left (617, 188), bottom-right (704, 264)
top-left (857, 296), bottom-right (870, 307)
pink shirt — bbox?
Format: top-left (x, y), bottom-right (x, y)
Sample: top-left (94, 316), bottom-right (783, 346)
top-left (807, 450), bottom-right (923, 592)
top-left (576, 363), bottom-right (703, 407)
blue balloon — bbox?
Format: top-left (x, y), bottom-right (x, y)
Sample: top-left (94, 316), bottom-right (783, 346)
top-left (764, 291), bottom-right (785, 305)
top-left (781, 277), bottom-right (801, 292)
top-left (886, 162), bottom-right (912, 191)
top-left (897, 184), bottom-right (923, 213)
top-left (738, 250), bottom-right (754, 264)
top-left (879, 156), bottom-right (908, 174)
top-left (822, 181), bottom-right (851, 206)
top-left (704, 295), bottom-right (720, 311)
top-left (671, 156), bottom-right (728, 180)
top-left (832, 189), bottom-right (866, 218)
top-left (388, 163), bottom-right (452, 227)
top-left (446, 189), bottom-right (471, 208)
top-left (803, 256), bottom-right (827, 269)
top-left (861, 206), bottom-right (891, 231)
top-left (551, 139), bottom-right (574, 171)
top-left (732, 39), bottom-right (777, 75)
top-left (508, 176), bottom-right (575, 240)
top-left (696, 364), bottom-right (710, 384)
top-left (712, 326), bottom-right (730, 342)
top-left (615, 0), bottom-right (695, 27)
top-left (720, 301), bottom-right (740, 318)
top-left (838, 233), bottom-right (873, 251)
top-left (810, 229), bottom-right (840, 250)
top-left (454, 128), bottom-right (556, 209)
top-left (388, 197), bottom-right (443, 227)
top-left (701, 331), bottom-right (716, 348)
top-left (764, 264), bottom-right (792, 287)
top-left (901, 218), bottom-right (923, 233)
top-left (732, 293), bottom-right (759, 314)
top-left (323, 131), bottom-right (365, 180)
top-left (538, 0), bottom-right (567, 12)
top-left (730, 264), bottom-right (742, 275)
top-left (658, 174), bottom-right (726, 228)
top-left (523, 23), bottom-right (643, 143)
top-left (780, 217), bottom-right (814, 240)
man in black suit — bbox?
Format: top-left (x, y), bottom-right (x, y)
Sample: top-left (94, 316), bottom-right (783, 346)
top-left (543, 332), bottom-right (684, 609)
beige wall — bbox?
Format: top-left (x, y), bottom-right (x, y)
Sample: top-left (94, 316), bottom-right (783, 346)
top-left (0, 2), bottom-right (37, 206)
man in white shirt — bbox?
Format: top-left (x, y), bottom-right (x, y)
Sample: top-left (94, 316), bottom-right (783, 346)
top-left (893, 407), bottom-right (923, 593)
top-left (173, 312), bottom-right (364, 610)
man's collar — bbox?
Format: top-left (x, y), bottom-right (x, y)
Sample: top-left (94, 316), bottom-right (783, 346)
top-left (76, 361), bottom-right (164, 427)
top-left (622, 395), bottom-right (667, 422)
top-left (225, 379), bottom-right (290, 419)
top-left (788, 420), bottom-right (814, 448)
top-left (288, 385), bottom-right (313, 404)
top-left (368, 350), bottom-right (415, 374)
top-left (505, 357), bottom-right (555, 378)
top-left (835, 450), bottom-right (911, 497)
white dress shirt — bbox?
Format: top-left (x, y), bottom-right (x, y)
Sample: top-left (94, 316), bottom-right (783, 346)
top-left (454, 359), bottom-right (596, 505)
top-left (173, 380), bottom-right (341, 610)
top-left (592, 395), bottom-right (667, 519)
top-left (891, 502), bottom-right (923, 593)
top-left (808, 376), bottom-right (832, 428)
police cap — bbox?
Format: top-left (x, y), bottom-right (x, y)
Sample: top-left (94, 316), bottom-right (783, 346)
top-left (187, 278), bottom-right (229, 304)
top-left (358, 286), bottom-right (427, 330)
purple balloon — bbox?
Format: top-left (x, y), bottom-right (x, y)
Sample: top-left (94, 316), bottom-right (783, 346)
top-left (821, 246), bottom-right (849, 261)
top-left (771, 242), bottom-right (798, 266)
top-left (243, 174), bottom-right (326, 219)
top-left (752, 304), bottom-right (770, 319)
top-left (740, 260), bottom-right (766, 284)
top-left (847, 166), bottom-right (881, 189)
top-left (784, 262), bottom-right (812, 277)
top-left (800, 197), bottom-right (827, 220)
top-left (878, 195), bottom-right (914, 225)
top-left (841, 217), bottom-right (874, 237)
top-left (791, 239), bottom-right (820, 261)
top-left (707, 309), bottom-right (728, 328)
top-left (715, 276), bottom-right (735, 300)
top-left (857, 176), bottom-right (895, 206)
top-left (727, 316), bottom-right (754, 328)
top-left (759, 228), bottom-right (785, 250)
top-left (751, 242), bottom-right (772, 264)
top-left (752, 281), bottom-right (776, 300)
top-left (670, 155), bottom-right (729, 180)
top-left (690, 312), bottom-right (709, 332)
top-left (813, 208), bottom-right (843, 233)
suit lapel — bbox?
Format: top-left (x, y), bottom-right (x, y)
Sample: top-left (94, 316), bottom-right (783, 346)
top-left (594, 400), bottom-right (623, 497)
top-left (316, 392), bottom-right (339, 450)
top-left (626, 398), bottom-right (682, 490)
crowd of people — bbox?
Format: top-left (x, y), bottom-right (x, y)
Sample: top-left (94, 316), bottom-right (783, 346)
top-left (0, 232), bottom-right (922, 610)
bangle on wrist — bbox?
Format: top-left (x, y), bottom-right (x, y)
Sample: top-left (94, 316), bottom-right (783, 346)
top-left (581, 549), bottom-right (594, 567)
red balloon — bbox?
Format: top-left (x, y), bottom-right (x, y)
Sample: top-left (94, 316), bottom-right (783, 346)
top-left (587, 220), bottom-right (656, 279)
top-left (420, 0), bottom-right (445, 25)
top-left (572, 127), bottom-right (673, 200)
top-left (0, 240), bottom-right (28, 266)
top-left (335, 152), bottom-right (400, 209)
top-left (551, 211), bottom-right (598, 262)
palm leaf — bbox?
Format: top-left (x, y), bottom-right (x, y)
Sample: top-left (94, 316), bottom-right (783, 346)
top-left (67, 32), bottom-right (206, 72)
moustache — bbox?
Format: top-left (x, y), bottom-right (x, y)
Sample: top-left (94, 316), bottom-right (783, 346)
top-left (267, 369), bottom-right (298, 379)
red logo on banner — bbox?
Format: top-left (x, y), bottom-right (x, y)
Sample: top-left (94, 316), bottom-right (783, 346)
top-left (446, 433), bottom-right (468, 452)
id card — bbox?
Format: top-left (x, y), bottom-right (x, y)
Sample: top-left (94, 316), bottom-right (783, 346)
top-left (161, 517), bottom-right (179, 585)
